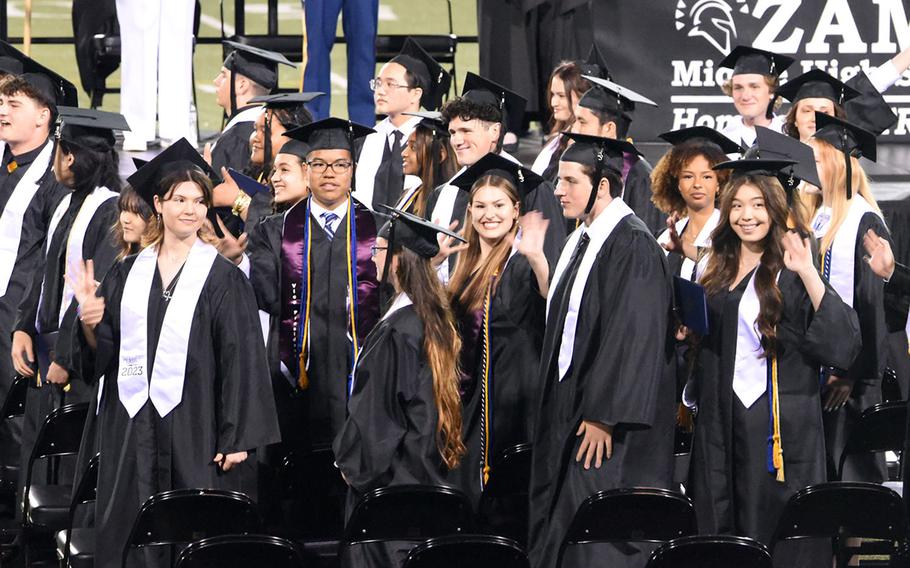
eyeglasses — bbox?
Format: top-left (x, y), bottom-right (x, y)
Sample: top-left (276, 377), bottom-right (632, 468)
top-left (307, 160), bottom-right (353, 174)
top-left (369, 78), bottom-right (414, 92)
top-left (370, 245), bottom-right (388, 257)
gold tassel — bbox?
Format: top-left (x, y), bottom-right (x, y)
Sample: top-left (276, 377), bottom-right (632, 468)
top-left (297, 350), bottom-right (309, 390)
top-left (483, 465), bottom-right (490, 485)
top-left (770, 356), bottom-right (785, 482)
top-left (676, 403), bottom-right (695, 432)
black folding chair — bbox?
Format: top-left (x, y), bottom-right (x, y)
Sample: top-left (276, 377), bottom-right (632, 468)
top-left (837, 401), bottom-right (906, 481)
top-left (477, 444), bottom-right (531, 546)
top-left (21, 402), bottom-right (89, 567)
top-left (555, 487), bottom-right (698, 568)
top-left (342, 485), bottom-right (473, 558)
top-left (403, 534), bottom-right (529, 568)
top-left (0, 375), bottom-right (27, 494)
top-left (770, 482), bottom-right (908, 568)
top-left (646, 535), bottom-right (772, 568)
top-left (55, 453), bottom-right (100, 568)
top-left (175, 534), bottom-right (308, 568)
top-left (120, 488), bottom-right (260, 568)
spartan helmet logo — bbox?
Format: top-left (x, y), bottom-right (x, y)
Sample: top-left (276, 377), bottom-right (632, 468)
top-left (675, 0), bottom-right (744, 55)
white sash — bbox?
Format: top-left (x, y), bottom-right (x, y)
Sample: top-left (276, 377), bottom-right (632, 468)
top-left (531, 136), bottom-right (559, 175)
top-left (657, 209), bottom-right (720, 281)
top-left (546, 198), bottom-right (633, 381)
top-left (212, 106), bottom-right (263, 152)
top-left (117, 240), bottom-right (219, 418)
top-left (732, 269), bottom-right (781, 408)
top-left (0, 140), bottom-right (55, 296)
top-left (393, 175), bottom-right (423, 209)
top-left (827, 196), bottom-right (882, 308)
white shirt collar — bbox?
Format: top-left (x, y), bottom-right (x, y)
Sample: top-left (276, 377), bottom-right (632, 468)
top-left (383, 292), bottom-right (413, 320)
top-left (376, 115), bottom-right (422, 141)
top-left (581, 196), bottom-right (634, 245)
top-left (309, 197), bottom-right (350, 229)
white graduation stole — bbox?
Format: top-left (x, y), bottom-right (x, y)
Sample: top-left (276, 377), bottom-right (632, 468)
top-left (0, 140), bottom-right (54, 296)
top-left (825, 196), bottom-right (883, 308)
top-left (656, 209), bottom-right (720, 281)
top-left (212, 106), bottom-right (262, 152)
top-left (118, 240), bottom-right (218, 418)
top-left (732, 269), bottom-right (781, 408)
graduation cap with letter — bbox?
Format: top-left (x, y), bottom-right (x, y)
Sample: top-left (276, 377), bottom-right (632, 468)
top-left (577, 44), bottom-right (611, 80)
top-left (719, 45), bottom-right (794, 119)
top-left (222, 40), bottom-right (297, 115)
top-left (751, 125), bottom-right (821, 197)
top-left (775, 69), bottom-right (860, 107)
top-left (461, 72), bottom-right (527, 137)
top-left (658, 126), bottom-right (744, 155)
top-left (0, 40), bottom-right (78, 108)
top-left (450, 152), bottom-right (543, 200)
top-left (403, 110), bottom-right (450, 138)
top-left (55, 106), bottom-right (130, 151)
top-left (389, 37), bottom-right (451, 111)
top-left (560, 132), bottom-right (641, 215)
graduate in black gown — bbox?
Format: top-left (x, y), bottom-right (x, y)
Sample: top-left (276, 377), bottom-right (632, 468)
top-left (13, 108), bottom-right (126, 497)
top-left (245, 118), bottom-right (380, 531)
top-left (808, 112), bottom-right (895, 482)
top-left (69, 140), bottom-right (280, 568)
top-left (426, 74), bottom-right (566, 275)
top-left (571, 75), bottom-right (666, 234)
top-left (863, 230), bottom-right (910, 357)
top-left (397, 111), bottom-right (456, 218)
top-left (689, 160), bottom-right (861, 565)
top-left (209, 41), bottom-right (296, 173)
top-left (335, 207), bottom-right (466, 568)
top-left (529, 133), bottom-right (676, 568)
top-left (444, 154), bottom-right (550, 506)
top-left (0, 68), bottom-right (75, 488)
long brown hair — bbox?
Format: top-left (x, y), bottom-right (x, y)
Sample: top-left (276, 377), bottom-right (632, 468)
top-left (141, 168), bottom-right (218, 248)
top-left (112, 185), bottom-right (154, 259)
top-left (393, 247), bottom-right (465, 469)
top-left (546, 61), bottom-right (594, 158)
top-left (809, 138), bottom-right (881, 259)
top-left (448, 175), bottom-right (520, 312)
top-left (650, 140), bottom-right (730, 217)
top-left (701, 174), bottom-right (793, 357)
top-left (410, 124), bottom-right (457, 217)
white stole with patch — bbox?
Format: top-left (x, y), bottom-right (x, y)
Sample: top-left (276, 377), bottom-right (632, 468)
top-left (0, 140), bottom-right (54, 296)
top-left (826, 196), bottom-right (883, 308)
top-left (118, 240), bottom-right (218, 418)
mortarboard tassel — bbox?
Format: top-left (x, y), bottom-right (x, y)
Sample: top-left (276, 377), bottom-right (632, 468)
top-left (768, 356), bottom-right (785, 482)
top-left (843, 128), bottom-right (853, 200)
top-left (479, 272), bottom-right (498, 487)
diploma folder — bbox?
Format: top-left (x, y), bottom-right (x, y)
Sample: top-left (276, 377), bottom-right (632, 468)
top-left (673, 276), bottom-right (710, 336)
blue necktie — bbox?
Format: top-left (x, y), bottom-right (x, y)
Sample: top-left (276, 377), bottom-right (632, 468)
top-left (321, 211), bottom-right (339, 240)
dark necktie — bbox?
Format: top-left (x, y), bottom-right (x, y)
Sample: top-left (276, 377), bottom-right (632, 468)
top-left (373, 130), bottom-right (405, 210)
top-left (540, 232), bottom-right (591, 380)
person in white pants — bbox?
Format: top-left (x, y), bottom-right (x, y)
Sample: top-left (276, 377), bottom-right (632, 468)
top-left (116, 0), bottom-right (196, 151)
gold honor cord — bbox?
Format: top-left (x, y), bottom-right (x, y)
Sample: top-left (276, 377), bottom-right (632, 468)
top-left (480, 272), bottom-right (498, 486)
top-left (770, 356), bottom-right (784, 482)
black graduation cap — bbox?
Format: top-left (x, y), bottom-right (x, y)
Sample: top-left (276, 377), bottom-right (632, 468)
top-left (276, 139), bottom-right (311, 160)
top-left (776, 69), bottom-right (860, 106)
top-left (127, 138), bottom-right (221, 209)
top-left (449, 152), bottom-right (544, 199)
top-left (712, 158), bottom-right (798, 178)
top-left (0, 40), bottom-right (78, 107)
top-left (843, 70), bottom-right (898, 137)
top-left (222, 40), bottom-right (296, 91)
top-left (579, 75), bottom-right (658, 116)
top-left (283, 117), bottom-right (374, 155)
top-left (376, 203), bottom-right (465, 259)
top-left (389, 37), bottom-right (451, 111)
top-left (560, 132), bottom-right (641, 214)
top-left (813, 112), bottom-right (878, 199)
top-left (248, 91), bottom-right (325, 108)
top-left (0, 56), bottom-right (22, 75)
top-left (752, 125), bottom-right (821, 189)
top-left (658, 126), bottom-right (743, 155)
top-left (55, 107), bottom-right (130, 150)
top-left (718, 45), bottom-right (794, 78)
top-left (577, 44), bottom-right (611, 80)
top-left (403, 110), bottom-right (449, 138)
top-left (462, 72), bottom-right (527, 135)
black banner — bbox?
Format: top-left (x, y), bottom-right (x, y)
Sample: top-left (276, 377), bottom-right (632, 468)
top-left (593, 0), bottom-right (910, 141)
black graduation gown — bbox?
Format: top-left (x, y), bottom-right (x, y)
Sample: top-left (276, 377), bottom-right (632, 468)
top-left (689, 270), bottom-right (861, 564)
top-left (453, 253), bottom-right (546, 505)
top-left (334, 303), bottom-right (453, 568)
top-left (0, 141), bottom-right (68, 468)
top-left (623, 158), bottom-right (666, 236)
top-left (211, 106), bottom-right (257, 174)
top-left (887, 263), bottom-right (910, 296)
top-left (14, 188), bottom-right (119, 492)
top-left (528, 215), bottom-right (676, 568)
top-left (83, 253), bottom-right (280, 568)
top-left (823, 213), bottom-right (891, 482)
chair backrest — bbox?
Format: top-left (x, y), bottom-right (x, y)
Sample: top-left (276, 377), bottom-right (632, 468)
top-left (838, 402), bottom-right (906, 479)
top-left (343, 485), bottom-right (473, 545)
top-left (403, 534), bottom-right (530, 568)
top-left (647, 535), bottom-right (772, 568)
top-left (71, 453), bottom-right (101, 508)
top-left (175, 534), bottom-right (308, 568)
top-left (771, 482), bottom-right (907, 548)
top-left (1, 375), bottom-right (27, 419)
top-left (29, 402), bottom-right (89, 463)
top-left (121, 489), bottom-right (260, 567)
top-left (563, 487), bottom-right (698, 545)
top-left (477, 444), bottom-right (532, 544)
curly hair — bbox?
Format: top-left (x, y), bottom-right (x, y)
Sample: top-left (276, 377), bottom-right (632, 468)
top-left (0, 75), bottom-right (55, 116)
top-left (440, 97), bottom-right (502, 125)
top-left (650, 140), bottom-right (730, 217)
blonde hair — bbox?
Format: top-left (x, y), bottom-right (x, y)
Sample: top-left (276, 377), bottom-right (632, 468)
top-left (810, 138), bottom-right (881, 259)
top-left (721, 75), bottom-right (783, 113)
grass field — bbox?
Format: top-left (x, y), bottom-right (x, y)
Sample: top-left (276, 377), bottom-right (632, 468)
top-left (2, 0), bottom-right (479, 136)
